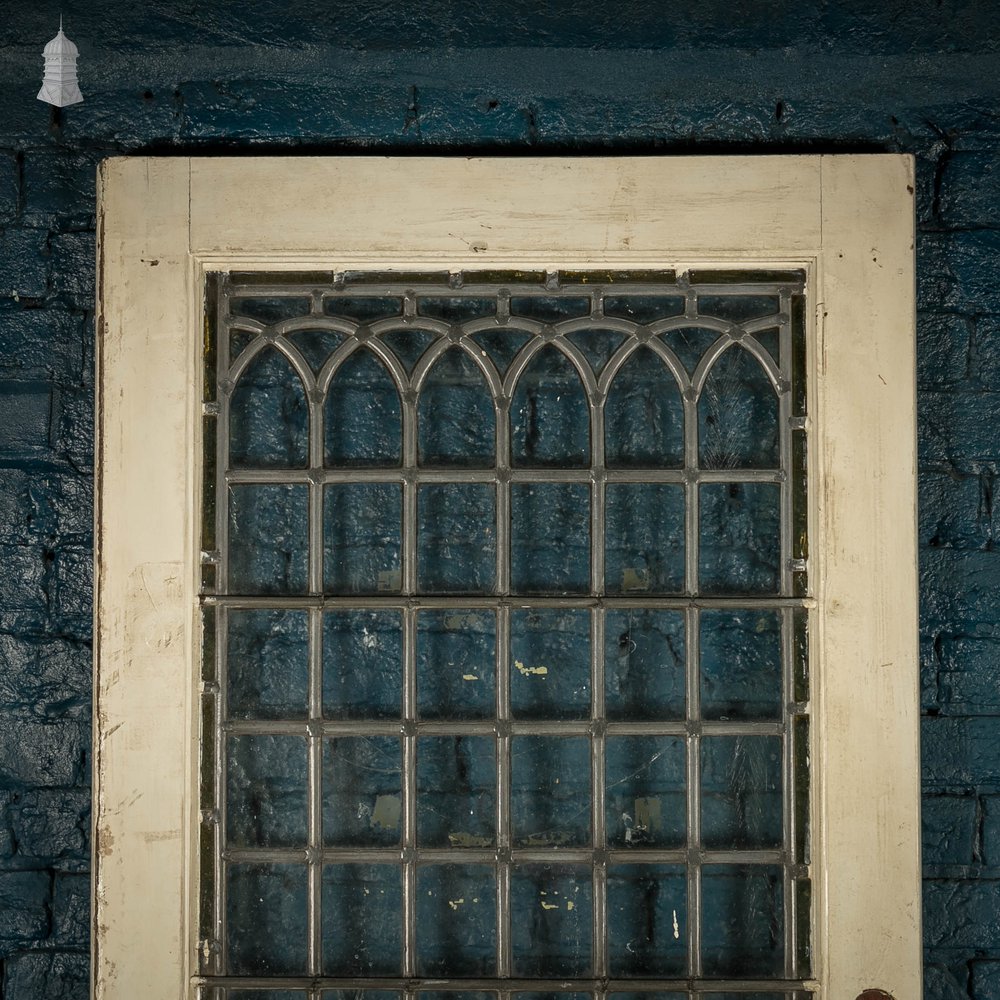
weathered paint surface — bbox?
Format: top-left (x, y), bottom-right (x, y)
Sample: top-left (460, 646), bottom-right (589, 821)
top-left (0, 0), bottom-right (999, 997)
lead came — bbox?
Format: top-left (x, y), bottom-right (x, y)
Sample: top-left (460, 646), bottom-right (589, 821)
top-left (200, 270), bottom-right (811, 998)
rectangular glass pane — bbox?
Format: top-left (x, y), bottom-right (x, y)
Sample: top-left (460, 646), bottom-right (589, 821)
top-left (605, 736), bottom-right (686, 849)
top-left (227, 864), bottom-right (308, 976)
top-left (417, 736), bottom-right (496, 848)
top-left (511, 483), bottom-right (590, 594)
top-left (510, 608), bottom-right (590, 719)
top-left (511, 736), bottom-right (591, 847)
top-left (607, 864), bottom-right (687, 975)
top-left (510, 864), bottom-right (593, 976)
top-left (226, 609), bottom-right (309, 720)
top-left (323, 609), bottom-right (402, 719)
top-left (323, 736), bottom-right (402, 847)
top-left (605, 483), bottom-right (685, 594)
top-left (322, 864), bottom-right (402, 975)
top-left (417, 610), bottom-right (496, 720)
top-left (604, 609), bottom-right (685, 720)
top-left (324, 483), bottom-right (402, 594)
top-left (418, 484), bottom-right (496, 593)
top-left (228, 484), bottom-right (308, 594)
top-left (415, 864), bottom-right (497, 975)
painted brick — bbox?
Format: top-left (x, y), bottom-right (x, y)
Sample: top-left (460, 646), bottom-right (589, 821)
top-left (981, 796), bottom-right (1000, 869)
top-left (0, 153), bottom-right (17, 221)
top-left (0, 380), bottom-right (51, 454)
top-left (3, 951), bottom-right (88, 1000)
top-left (22, 151), bottom-right (96, 223)
top-left (27, 472), bottom-right (93, 541)
top-left (919, 470), bottom-right (991, 549)
top-left (9, 789), bottom-right (89, 864)
top-left (0, 545), bottom-right (47, 615)
top-left (0, 721), bottom-right (85, 790)
top-left (921, 633), bottom-right (942, 711)
top-left (937, 635), bottom-right (1000, 715)
top-left (920, 549), bottom-right (1000, 627)
top-left (973, 316), bottom-right (1000, 390)
top-left (52, 386), bottom-right (93, 469)
top-left (918, 312), bottom-right (972, 387)
top-left (0, 305), bottom-right (85, 384)
top-left (53, 545), bottom-right (92, 625)
top-left (0, 871), bottom-right (50, 947)
top-left (0, 635), bottom-right (91, 721)
top-left (0, 468), bottom-right (31, 541)
top-left (924, 878), bottom-right (1000, 950)
top-left (52, 873), bottom-right (88, 950)
top-left (918, 231), bottom-right (1000, 314)
top-left (923, 718), bottom-right (1000, 790)
top-left (48, 231), bottom-right (94, 301)
top-left (919, 390), bottom-right (1000, 465)
top-left (939, 152), bottom-right (1000, 229)
top-left (925, 963), bottom-right (973, 1000)
top-left (0, 227), bottom-right (49, 300)
top-left (972, 960), bottom-right (1000, 1000)
top-left (923, 794), bottom-right (978, 866)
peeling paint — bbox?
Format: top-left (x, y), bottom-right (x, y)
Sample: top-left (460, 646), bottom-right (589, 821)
top-left (514, 659), bottom-right (548, 677)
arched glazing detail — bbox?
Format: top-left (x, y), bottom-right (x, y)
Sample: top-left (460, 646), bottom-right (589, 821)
top-left (418, 348), bottom-right (495, 467)
top-left (378, 327), bottom-right (439, 374)
top-left (229, 346), bottom-right (309, 469)
top-left (324, 348), bottom-right (402, 467)
top-left (699, 344), bottom-right (779, 469)
top-left (203, 269), bottom-right (810, 994)
top-left (510, 345), bottom-right (589, 467)
top-left (605, 345), bottom-right (684, 468)
top-left (288, 328), bottom-right (347, 373)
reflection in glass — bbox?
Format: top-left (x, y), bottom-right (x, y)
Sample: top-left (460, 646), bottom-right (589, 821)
top-left (323, 737), bottom-right (402, 847)
top-left (510, 609), bottom-right (590, 720)
top-left (511, 736), bottom-right (590, 847)
top-left (229, 347), bottom-right (308, 469)
top-left (417, 484), bottom-right (496, 594)
top-left (325, 349), bottom-right (401, 466)
top-left (699, 345), bottom-right (779, 469)
top-left (511, 346), bottom-right (589, 467)
top-left (607, 865), bottom-right (686, 975)
top-left (227, 864), bottom-right (308, 976)
top-left (510, 865), bottom-right (592, 976)
top-left (322, 865), bottom-right (402, 975)
top-left (511, 483), bottom-right (589, 594)
top-left (415, 865), bottom-right (497, 975)
top-left (605, 347), bottom-right (683, 468)
top-left (418, 349), bottom-right (495, 467)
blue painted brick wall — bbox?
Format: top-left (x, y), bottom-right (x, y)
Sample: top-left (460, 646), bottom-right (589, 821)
top-left (2, 1), bottom-right (1000, 997)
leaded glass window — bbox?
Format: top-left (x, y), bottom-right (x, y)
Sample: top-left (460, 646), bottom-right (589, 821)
top-left (198, 270), bottom-right (810, 1000)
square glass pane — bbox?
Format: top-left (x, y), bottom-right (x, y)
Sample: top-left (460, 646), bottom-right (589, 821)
top-left (323, 736), bottom-right (402, 847)
top-left (226, 609), bottom-right (309, 720)
top-left (323, 610), bottom-right (402, 719)
top-left (322, 864), bottom-right (402, 975)
top-left (415, 864), bottom-right (497, 975)
top-left (229, 484), bottom-right (308, 595)
top-left (418, 484), bottom-right (496, 593)
top-left (511, 736), bottom-right (591, 847)
top-left (227, 736), bottom-right (308, 849)
top-left (699, 483), bottom-right (780, 594)
top-left (700, 609), bottom-right (782, 721)
top-left (510, 864), bottom-right (592, 976)
top-left (701, 736), bottom-right (783, 850)
top-left (605, 736), bottom-right (686, 849)
top-left (701, 865), bottom-right (784, 977)
top-left (511, 483), bottom-right (590, 594)
top-left (510, 608), bottom-right (590, 720)
top-left (605, 484), bottom-right (685, 594)
top-left (417, 736), bottom-right (496, 848)
top-left (605, 609), bottom-right (685, 721)
top-left (417, 610), bottom-right (496, 720)
top-left (607, 864), bottom-right (687, 976)
top-left (227, 863), bottom-right (308, 976)
top-left (324, 483), bottom-right (402, 594)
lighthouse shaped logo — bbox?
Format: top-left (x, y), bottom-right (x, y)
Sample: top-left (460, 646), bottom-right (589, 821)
top-left (37, 19), bottom-right (83, 108)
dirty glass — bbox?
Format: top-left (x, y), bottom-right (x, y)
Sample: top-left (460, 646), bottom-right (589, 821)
top-left (200, 270), bottom-right (810, 997)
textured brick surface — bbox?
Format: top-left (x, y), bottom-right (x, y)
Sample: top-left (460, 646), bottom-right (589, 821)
top-left (0, 1), bottom-right (998, 995)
